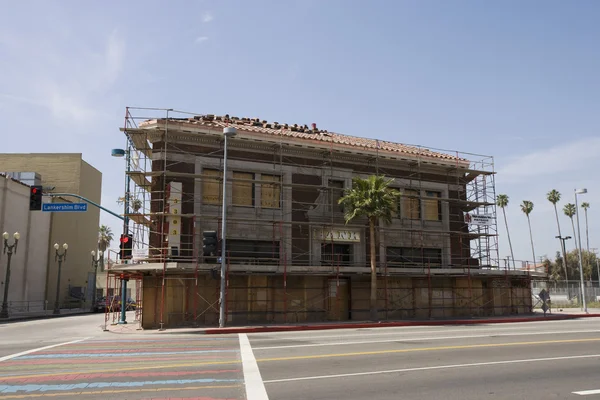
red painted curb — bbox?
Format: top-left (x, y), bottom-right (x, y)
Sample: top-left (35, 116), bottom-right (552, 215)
top-left (203, 313), bottom-right (600, 335)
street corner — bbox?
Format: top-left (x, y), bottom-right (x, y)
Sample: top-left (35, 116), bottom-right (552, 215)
top-left (0, 335), bottom-right (247, 399)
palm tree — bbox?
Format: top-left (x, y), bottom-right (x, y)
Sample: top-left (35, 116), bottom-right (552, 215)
top-left (563, 203), bottom-right (577, 245)
top-left (98, 225), bottom-right (113, 252)
top-left (520, 200), bottom-right (536, 268)
top-left (581, 202), bottom-right (590, 253)
top-left (339, 175), bottom-right (401, 321)
top-left (496, 194), bottom-right (515, 269)
top-left (547, 189), bottom-right (569, 288)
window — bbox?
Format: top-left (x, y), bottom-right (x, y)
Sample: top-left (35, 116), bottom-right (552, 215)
top-left (321, 243), bottom-right (352, 267)
top-left (386, 247), bottom-right (442, 267)
top-left (202, 169), bottom-right (222, 204)
top-left (401, 189), bottom-right (420, 219)
top-left (329, 180), bottom-right (344, 213)
top-left (226, 240), bottom-right (279, 265)
top-left (424, 191), bottom-right (442, 221)
top-left (232, 171), bottom-right (255, 206)
top-left (261, 174), bottom-right (281, 208)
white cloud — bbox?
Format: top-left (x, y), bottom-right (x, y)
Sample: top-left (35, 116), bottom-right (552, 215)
top-left (0, 29), bottom-right (125, 122)
top-left (202, 12), bottom-right (214, 23)
top-left (497, 136), bottom-right (600, 184)
top-left (196, 36), bottom-right (209, 43)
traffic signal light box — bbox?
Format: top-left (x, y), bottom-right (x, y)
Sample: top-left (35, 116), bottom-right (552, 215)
top-left (119, 233), bottom-right (134, 259)
top-left (29, 186), bottom-right (43, 211)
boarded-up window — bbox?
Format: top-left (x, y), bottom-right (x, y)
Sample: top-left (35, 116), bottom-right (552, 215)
top-left (329, 180), bottom-right (344, 213)
top-left (386, 247), bottom-right (442, 267)
top-left (233, 171), bottom-right (254, 206)
top-left (202, 169), bottom-right (222, 205)
top-left (424, 191), bottom-right (442, 221)
top-left (261, 174), bottom-right (281, 208)
top-left (401, 189), bottom-right (420, 219)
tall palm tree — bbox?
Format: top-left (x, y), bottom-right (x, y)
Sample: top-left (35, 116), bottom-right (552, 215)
top-left (563, 203), bottom-right (577, 252)
top-left (547, 190), bottom-right (569, 287)
top-left (581, 202), bottom-right (590, 253)
top-left (98, 225), bottom-right (114, 253)
top-left (339, 175), bottom-right (401, 321)
top-left (520, 200), bottom-right (536, 267)
top-left (496, 194), bottom-right (516, 269)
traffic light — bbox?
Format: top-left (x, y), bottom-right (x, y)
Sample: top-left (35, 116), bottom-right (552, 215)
top-left (202, 231), bottom-right (218, 259)
top-left (119, 233), bottom-right (133, 259)
top-left (29, 186), bottom-right (43, 211)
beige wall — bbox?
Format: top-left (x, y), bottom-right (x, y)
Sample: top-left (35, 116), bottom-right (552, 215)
top-left (0, 177), bottom-right (51, 309)
top-left (0, 154), bottom-right (101, 308)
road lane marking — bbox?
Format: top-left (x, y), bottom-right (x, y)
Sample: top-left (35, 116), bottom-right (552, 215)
top-left (252, 329), bottom-right (600, 350)
top-left (0, 384), bottom-right (241, 399)
top-left (262, 353), bottom-right (600, 383)
top-left (0, 378), bottom-right (241, 394)
top-left (0, 338), bottom-right (90, 363)
top-left (573, 389), bottom-right (600, 396)
top-left (255, 337), bottom-right (600, 363)
top-left (239, 333), bottom-right (269, 400)
top-left (247, 320), bottom-right (600, 341)
top-left (15, 349), bottom-right (238, 359)
top-left (4, 336), bottom-right (600, 381)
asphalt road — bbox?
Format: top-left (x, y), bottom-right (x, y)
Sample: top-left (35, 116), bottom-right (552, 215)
top-left (248, 318), bottom-right (600, 400)
top-left (0, 314), bottom-right (599, 399)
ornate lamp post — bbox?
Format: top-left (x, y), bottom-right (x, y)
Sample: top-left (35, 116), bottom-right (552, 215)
top-left (0, 232), bottom-right (20, 318)
top-left (53, 243), bottom-right (68, 315)
top-left (90, 250), bottom-right (103, 311)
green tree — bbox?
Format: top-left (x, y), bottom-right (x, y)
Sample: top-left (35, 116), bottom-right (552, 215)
top-left (339, 175), bottom-right (401, 321)
top-left (98, 225), bottom-right (113, 253)
top-left (496, 194), bottom-right (515, 269)
top-left (563, 203), bottom-right (577, 247)
top-left (547, 190), bottom-right (569, 283)
top-left (520, 200), bottom-right (536, 267)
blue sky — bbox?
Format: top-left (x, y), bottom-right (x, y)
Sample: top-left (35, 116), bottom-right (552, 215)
top-left (1, 0), bottom-right (599, 264)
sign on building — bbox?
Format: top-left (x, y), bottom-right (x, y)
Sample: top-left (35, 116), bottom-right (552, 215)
top-left (167, 182), bottom-right (182, 256)
top-left (313, 228), bottom-right (361, 243)
top-left (464, 213), bottom-right (494, 226)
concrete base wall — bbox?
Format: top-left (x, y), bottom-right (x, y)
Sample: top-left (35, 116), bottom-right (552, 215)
top-left (140, 274), bottom-right (533, 329)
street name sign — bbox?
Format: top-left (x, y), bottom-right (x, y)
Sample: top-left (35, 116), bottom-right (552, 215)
top-left (42, 203), bottom-right (88, 212)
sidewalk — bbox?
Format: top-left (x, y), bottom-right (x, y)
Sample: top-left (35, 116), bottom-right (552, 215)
top-left (0, 308), bottom-right (90, 323)
top-left (103, 308), bottom-right (600, 335)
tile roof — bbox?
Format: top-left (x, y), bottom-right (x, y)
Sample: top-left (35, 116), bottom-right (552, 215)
top-left (140, 114), bottom-right (468, 163)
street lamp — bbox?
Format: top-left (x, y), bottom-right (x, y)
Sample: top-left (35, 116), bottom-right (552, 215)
top-left (53, 243), bottom-right (68, 315)
top-left (556, 235), bottom-right (572, 298)
top-left (574, 188), bottom-right (588, 313)
top-left (90, 250), bottom-right (103, 311)
top-left (219, 126), bottom-right (236, 328)
top-left (0, 232), bottom-right (20, 318)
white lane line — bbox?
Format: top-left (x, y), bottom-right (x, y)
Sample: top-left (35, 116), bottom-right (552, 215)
top-left (252, 329), bottom-right (600, 350)
top-left (248, 320), bottom-right (599, 341)
top-left (239, 333), bottom-right (269, 400)
top-left (263, 353), bottom-right (600, 384)
top-left (0, 337), bottom-right (91, 362)
top-left (573, 389), bottom-right (600, 395)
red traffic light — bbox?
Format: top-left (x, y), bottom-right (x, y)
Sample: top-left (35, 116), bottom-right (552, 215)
top-left (120, 236), bottom-right (129, 243)
top-left (31, 188), bottom-right (37, 194)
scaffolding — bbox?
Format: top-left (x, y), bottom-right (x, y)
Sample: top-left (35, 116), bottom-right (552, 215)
top-left (116, 107), bottom-right (539, 328)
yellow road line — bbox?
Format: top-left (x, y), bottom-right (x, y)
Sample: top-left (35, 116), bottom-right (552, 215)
top-left (3, 337), bottom-right (599, 381)
top-left (0, 384), bottom-right (241, 399)
top-left (255, 337), bottom-right (600, 363)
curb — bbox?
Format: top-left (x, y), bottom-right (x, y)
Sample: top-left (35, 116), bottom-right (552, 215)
top-left (0, 311), bottom-right (91, 324)
top-left (203, 313), bottom-right (600, 335)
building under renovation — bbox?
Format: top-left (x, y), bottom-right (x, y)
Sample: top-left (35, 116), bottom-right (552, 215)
top-left (112, 107), bottom-right (542, 329)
